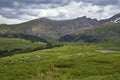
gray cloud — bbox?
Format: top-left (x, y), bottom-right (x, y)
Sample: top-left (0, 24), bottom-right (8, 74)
top-left (75, 0), bottom-right (120, 6)
top-left (0, 0), bottom-right (120, 24)
top-left (0, 0), bottom-right (70, 9)
top-left (0, 0), bottom-right (119, 8)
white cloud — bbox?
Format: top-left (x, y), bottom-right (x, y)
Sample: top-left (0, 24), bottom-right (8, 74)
top-left (0, 15), bottom-right (24, 24)
top-left (18, 14), bottom-right (38, 20)
top-left (101, 5), bottom-right (120, 19)
top-left (24, 1), bottom-right (119, 20)
top-left (0, 1), bottom-right (120, 24)
top-left (36, 1), bottom-right (119, 20)
top-left (1, 8), bottom-right (14, 12)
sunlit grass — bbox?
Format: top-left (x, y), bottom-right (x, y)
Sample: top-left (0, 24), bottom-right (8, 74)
top-left (0, 42), bottom-right (120, 80)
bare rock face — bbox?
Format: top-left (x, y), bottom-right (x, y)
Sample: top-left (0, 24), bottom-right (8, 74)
top-left (100, 13), bottom-right (120, 24)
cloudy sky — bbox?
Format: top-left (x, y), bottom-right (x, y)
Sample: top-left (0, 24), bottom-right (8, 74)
top-left (0, 0), bottom-right (120, 24)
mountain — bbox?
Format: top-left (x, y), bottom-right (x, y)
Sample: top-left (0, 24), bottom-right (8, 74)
top-left (59, 23), bottom-right (120, 44)
top-left (100, 13), bottom-right (120, 24)
top-left (0, 17), bottom-right (100, 40)
top-left (0, 13), bottom-right (120, 41)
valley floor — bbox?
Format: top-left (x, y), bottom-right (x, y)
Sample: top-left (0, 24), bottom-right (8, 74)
top-left (0, 42), bottom-right (120, 80)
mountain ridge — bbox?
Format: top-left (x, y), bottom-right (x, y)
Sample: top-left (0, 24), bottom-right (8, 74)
top-left (0, 13), bottom-right (120, 40)
top-left (59, 23), bottom-right (120, 43)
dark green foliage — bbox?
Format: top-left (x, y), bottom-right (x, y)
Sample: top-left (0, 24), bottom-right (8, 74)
top-left (0, 33), bottom-right (49, 43)
top-left (76, 34), bottom-right (99, 42)
top-left (60, 34), bottom-right (100, 43)
top-left (59, 23), bottom-right (120, 43)
top-left (59, 35), bottom-right (78, 42)
top-left (54, 62), bottom-right (74, 68)
top-left (0, 38), bottom-right (63, 57)
top-left (0, 38), bottom-right (47, 57)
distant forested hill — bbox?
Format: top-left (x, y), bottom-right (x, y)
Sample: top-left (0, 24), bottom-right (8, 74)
top-left (59, 23), bottom-right (120, 44)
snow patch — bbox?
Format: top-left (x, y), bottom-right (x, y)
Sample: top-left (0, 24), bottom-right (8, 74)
top-left (113, 17), bottom-right (120, 23)
top-left (110, 17), bottom-right (120, 23)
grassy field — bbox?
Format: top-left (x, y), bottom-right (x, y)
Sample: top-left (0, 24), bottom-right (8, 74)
top-left (0, 38), bottom-right (47, 57)
top-left (0, 42), bottom-right (120, 80)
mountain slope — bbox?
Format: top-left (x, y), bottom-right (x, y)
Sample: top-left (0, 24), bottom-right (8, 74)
top-left (59, 23), bottom-right (120, 44)
top-left (0, 17), bottom-right (100, 40)
top-left (0, 13), bottom-right (120, 40)
top-left (0, 33), bottom-right (49, 43)
top-left (100, 13), bottom-right (120, 24)
top-left (0, 38), bottom-right (46, 57)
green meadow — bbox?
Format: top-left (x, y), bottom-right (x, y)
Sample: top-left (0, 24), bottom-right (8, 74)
top-left (0, 42), bottom-right (120, 80)
top-left (0, 38), bottom-right (46, 50)
top-left (0, 23), bottom-right (120, 80)
top-left (0, 38), bottom-right (46, 57)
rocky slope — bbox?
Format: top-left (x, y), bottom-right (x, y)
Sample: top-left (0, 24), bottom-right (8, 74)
top-left (0, 13), bottom-right (120, 40)
top-left (59, 23), bottom-right (120, 43)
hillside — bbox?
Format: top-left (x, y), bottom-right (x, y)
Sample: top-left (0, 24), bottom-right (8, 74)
top-left (0, 13), bottom-right (120, 40)
top-left (0, 38), bottom-right (47, 57)
top-left (0, 17), bottom-right (100, 40)
top-left (0, 33), bottom-right (49, 43)
top-left (59, 23), bottom-right (120, 44)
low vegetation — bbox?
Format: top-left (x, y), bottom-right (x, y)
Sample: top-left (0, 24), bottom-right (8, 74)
top-left (0, 23), bottom-right (120, 80)
top-left (0, 33), bottom-right (48, 43)
top-left (60, 23), bottom-right (120, 44)
top-left (0, 42), bottom-right (120, 80)
top-left (0, 38), bottom-right (48, 57)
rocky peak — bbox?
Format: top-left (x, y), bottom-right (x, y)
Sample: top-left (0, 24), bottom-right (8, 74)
top-left (109, 13), bottom-right (120, 23)
top-left (100, 13), bottom-right (120, 24)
